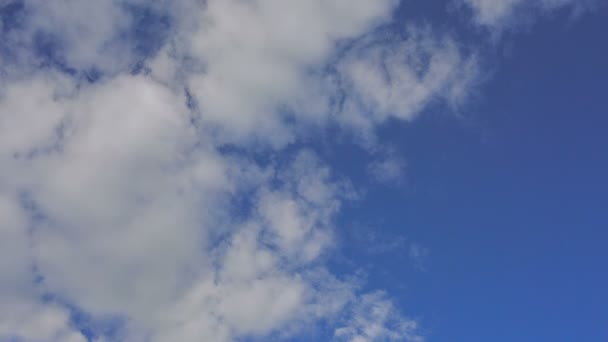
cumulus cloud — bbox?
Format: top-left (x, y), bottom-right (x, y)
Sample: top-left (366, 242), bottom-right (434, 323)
top-left (0, 301), bottom-right (87, 342)
top-left (146, 0), bottom-right (403, 146)
top-left (0, 0), bottom-right (481, 340)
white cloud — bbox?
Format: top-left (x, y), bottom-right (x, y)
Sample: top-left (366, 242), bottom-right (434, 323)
top-left (0, 0), bottom-right (484, 340)
top-left (334, 292), bottom-right (423, 342)
top-left (461, 0), bottom-right (602, 29)
top-left (26, 0), bottom-right (132, 71)
top-left (0, 301), bottom-right (87, 342)
top-left (462, 0), bottom-right (523, 26)
top-left (335, 27), bottom-right (478, 140)
top-left (368, 155), bottom-right (406, 183)
top-left (163, 0), bottom-right (401, 146)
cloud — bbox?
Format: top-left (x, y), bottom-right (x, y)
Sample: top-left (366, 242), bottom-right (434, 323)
top-left (0, 0), bottom-right (483, 340)
top-left (334, 292), bottom-right (423, 342)
top-left (0, 301), bottom-right (87, 342)
top-left (460, 0), bottom-right (603, 29)
top-left (368, 152), bottom-right (406, 183)
top-left (144, 1), bottom-right (478, 146)
top-left (336, 27), bottom-right (477, 131)
top-left (409, 244), bottom-right (430, 272)
top-left (148, 0), bottom-right (402, 147)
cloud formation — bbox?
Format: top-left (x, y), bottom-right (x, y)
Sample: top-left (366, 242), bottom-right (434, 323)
top-left (0, 0), bottom-right (480, 341)
top-left (461, 0), bottom-right (601, 29)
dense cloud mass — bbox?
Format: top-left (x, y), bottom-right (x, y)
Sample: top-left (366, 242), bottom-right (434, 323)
top-left (20, 0), bottom-right (608, 339)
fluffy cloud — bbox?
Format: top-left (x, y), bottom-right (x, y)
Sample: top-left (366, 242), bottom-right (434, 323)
top-left (0, 72), bottom-right (388, 341)
top-left (337, 28), bottom-right (477, 131)
top-left (0, 301), bottom-right (87, 342)
top-left (0, 0), bottom-right (480, 340)
top-left (181, 0), bottom-right (399, 144)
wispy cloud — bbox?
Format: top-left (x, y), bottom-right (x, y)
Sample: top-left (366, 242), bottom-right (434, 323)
top-left (334, 292), bottom-right (423, 342)
top-left (459, 0), bottom-right (604, 31)
top-left (409, 244), bottom-right (431, 272)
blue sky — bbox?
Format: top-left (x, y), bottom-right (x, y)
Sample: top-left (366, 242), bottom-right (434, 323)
top-left (341, 13), bottom-right (603, 342)
top-left (0, 1), bottom-right (607, 342)
top-left (332, 6), bottom-right (608, 341)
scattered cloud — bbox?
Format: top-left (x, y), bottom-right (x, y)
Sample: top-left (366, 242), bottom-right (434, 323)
top-left (334, 292), bottom-right (423, 342)
top-left (460, 0), bottom-right (604, 30)
top-left (0, 0), bottom-right (486, 340)
top-left (368, 155), bottom-right (406, 183)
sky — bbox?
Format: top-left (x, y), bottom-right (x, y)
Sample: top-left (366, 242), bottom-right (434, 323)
top-left (0, 1), bottom-right (607, 342)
